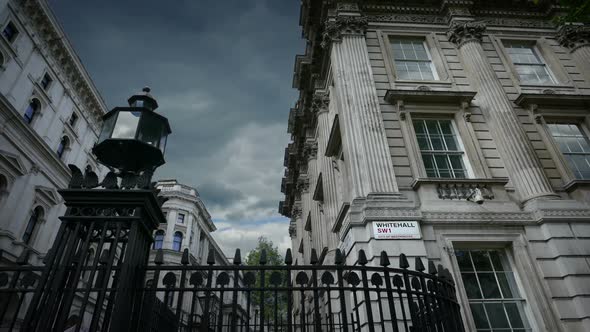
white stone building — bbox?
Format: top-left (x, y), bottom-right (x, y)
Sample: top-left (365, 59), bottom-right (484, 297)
top-left (281, 1), bottom-right (590, 331)
top-left (0, 0), bottom-right (107, 265)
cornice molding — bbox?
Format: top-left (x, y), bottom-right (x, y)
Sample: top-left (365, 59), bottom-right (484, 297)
top-left (322, 16), bottom-right (368, 48)
top-left (557, 24), bottom-right (590, 51)
top-left (447, 21), bottom-right (486, 47)
top-left (18, 0), bottom-right (107, 132)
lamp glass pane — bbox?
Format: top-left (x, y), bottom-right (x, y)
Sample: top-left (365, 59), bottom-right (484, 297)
top-left (160, 132), bottom-right (168, 153)
top-left (98, 113), bottom-right (117, 142)
top-left (137, 112), bottom-right (162, 147)
top-left (111, 111), bottom-right (141, 139)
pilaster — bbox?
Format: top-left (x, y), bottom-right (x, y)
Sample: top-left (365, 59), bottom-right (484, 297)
top-left (313, 92), bottom-right (340, 254)
top-left (557, 24), bottom-right (590, 82)
top-left (323, 8), bottom-right (398, 199)
top-left (448, 21), bottom-right (557, 202)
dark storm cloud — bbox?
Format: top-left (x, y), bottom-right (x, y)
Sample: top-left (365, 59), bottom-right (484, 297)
top-left (50, 0), bottom-right (302, 254)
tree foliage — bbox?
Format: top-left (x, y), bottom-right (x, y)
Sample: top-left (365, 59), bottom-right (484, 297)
top-left (244, 237), bottom-right (288, 322)
top-left (534, 0), bottom-right (590, 23)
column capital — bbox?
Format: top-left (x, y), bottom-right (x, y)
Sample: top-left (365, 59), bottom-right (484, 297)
top-left (322, 15), bottom-right (368, 48)
top-left (312, 92), bottom-right (330, 115)
top-left (557, 24), bottom-right (590, 51)
top-left (447, 21), bottom-right (486, 47)
top-left (304, 139), bottom-right (318, 160)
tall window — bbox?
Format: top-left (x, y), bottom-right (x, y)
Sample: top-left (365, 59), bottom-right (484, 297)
top-left (413, 119), bottom-right (468, 178)
top-left (547, 123), bottom-right (590, 179)
top-left (23, 206), bottom-right (44, 244)
top-left (23, 99), bottom-right (41, 124)
top-left (176, 212), bottom-right (185, 224)
top-left (57, 136), bottom-right (69, 159)
top-left (456, 249), bottom-right (531, 332)
top-left (172, 231), bottom-right (183, 251)
top-left (2, 21), bottom-right (18, 43)
top-left (391, 38), bottom-right (437, 80)
top-left (505, 43), bottom-right (553, 84)
top-left (40, 73), bottom-right (53, 90)
top-left (153, 230), bottom-right (165, 249)
top-left (69, 112), bottom-right (79, 127)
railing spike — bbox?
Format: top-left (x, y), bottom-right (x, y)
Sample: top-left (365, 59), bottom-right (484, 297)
top-left (285, 248), bottom-right (293, 265)
top-left (415, 257), bottom-right (425, 272)
top-left (428, 260), bottom-right (437, 275)
top-left (17, 249), bottom-right (29, 265)
top-left (335, 249), bottom-right (344, 265)
top-left (357, 249), bottom-right (368, 266)
top-left (155, 249), bottom-right (164, 265)
top-left (259, 249), bottom-right (267, 265)
top-left (207, 248), bottom-right (216, 265)
top-left (181, 249), bottom-right (189, 265)
top-left (310, 248), bottom-right (318, 265)
top-left (399, 253), bottom-right (410, 269)
top-left (233, 249), bottom-right (242, 265)
top-left (379, 251), bottom-right (390, 267)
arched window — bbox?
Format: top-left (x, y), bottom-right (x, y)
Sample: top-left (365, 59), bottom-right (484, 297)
top-left (23, 206), bottom-right (44, 245)
top-left (153, 230), bottom-right (164, 249)
top-left (23, 99), bottom-right (41, 124)
top-left (57, 136), bottom-right (69, 159)
top-left (172, 231), bottom-right (183, 252)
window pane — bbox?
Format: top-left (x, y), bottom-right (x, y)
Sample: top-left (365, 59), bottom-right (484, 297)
top-left (434, 155), bottom-right (451, 178)
top-left (496, 272), bottom-right (516, 298)
top-left (489, 251), bottom-right (507, 271)
top-left (456, 250), bottom-right (473, 271)
top-left (484, 303), bottom-right (510, 328)
top-left (462, 273), bottom-right (482, 299)
top-left (469, 303), bottom-right (490, 329)
top-left (549, 123), bottom-right (590, 179)
top-left (478, 273), bottom-right (502, 298)
top-left (112, 111), bottom-right (140, 139)
top-left (471, 251), bottom-right (493, 270)
top-left (505, 302), bottom-right (526, 328)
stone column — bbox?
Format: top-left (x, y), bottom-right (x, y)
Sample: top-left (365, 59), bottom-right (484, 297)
top-left (313, 92), bottom-right (340, 252)
top-left (323, 14), bottom-right (398, 198)
top-left (557, 24), bottom-right (590, 81)
top-left (448, 22), bottom-right (556, 202)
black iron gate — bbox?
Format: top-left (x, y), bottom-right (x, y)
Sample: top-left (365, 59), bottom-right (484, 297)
top-left (0, 188), bottom-right (465, 332)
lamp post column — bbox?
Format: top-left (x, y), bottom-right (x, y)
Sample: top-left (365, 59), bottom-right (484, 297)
top-left (448, 21), bottom-right (557, 202)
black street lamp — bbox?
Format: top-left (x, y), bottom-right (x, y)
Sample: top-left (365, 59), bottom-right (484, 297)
top-left (93, 87), bottom-right (171, 173)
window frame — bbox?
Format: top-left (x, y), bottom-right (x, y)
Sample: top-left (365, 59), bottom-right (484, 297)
top-left (176, 212), bottom-right (185, 224)
top-left (23, 98), bottom-right (41, 125)
top-left (172, 231), bottom-right (183, 252)
top-left (411, 118), bottom-right (471, 179)
top-left (502, 41), bottom-right (555, 85)
top-left (389, 38), bottom-right (439, 81)
top-left (40, 72), bottom-right (53, 91)
top-left (399, 107), bottom-right (489, 180)
top-left (22, 206), bottom-right (44, 245)
top-left (534, 112), bottom-right (590, 185)
top-left (379, 31), bottom-right (453, 86)
top-left (56, 135), bottom-right (70, 160)
top-left (153, 230), bottom-right (165, 250)
top-left (440, 234), bottom-right (555, 332)
top-left (2, 21), bottom-right (19, 44)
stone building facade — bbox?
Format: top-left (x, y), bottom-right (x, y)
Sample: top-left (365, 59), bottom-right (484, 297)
top-left (153, 179), bottom-right (252, 327)
top-left (0, 0), bottom-right (107, 265)
top-left (280, 1), bottom-right (590, 331)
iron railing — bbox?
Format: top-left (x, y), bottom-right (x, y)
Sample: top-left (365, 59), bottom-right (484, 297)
top-left (1, 246), bottom-right (464, 332)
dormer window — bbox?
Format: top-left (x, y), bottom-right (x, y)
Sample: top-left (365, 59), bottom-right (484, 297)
top-left (2, 21), bottom-right (18, 43)
top-left (41, 73), bottom-right (53, 90)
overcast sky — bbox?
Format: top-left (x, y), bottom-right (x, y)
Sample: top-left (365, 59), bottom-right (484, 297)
top-left (51, 0), bottom-right (303, 256)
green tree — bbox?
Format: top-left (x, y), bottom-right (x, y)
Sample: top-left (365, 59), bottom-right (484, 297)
top-left (244, 237), bottom-right (288, 323)
top-left (533, 0), bottom-right (590, 23)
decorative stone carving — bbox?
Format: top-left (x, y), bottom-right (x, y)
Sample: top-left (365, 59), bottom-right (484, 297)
top-left (288, 221), bottom-right (297, 237)
top-left (336, 2), bottom-right (360, 12)
top-left (436, 183), bottom-right (494, 201)
top-left (322, 16), bottom-right (368, 48)
top-left (557, 24), bottom-right (590, 51)
top-left (297, 177), bottom-right (310, 193)
top-left (369, 14), bottom-right (446, 25)
top-left (292, 204), bottom-right (302, 219)
top-left (304, 140), bottom-right (318, 160)
top-left (447, 21), bottom-right (486, 47)
top-left (312, 93), bottom-right (329, 114)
